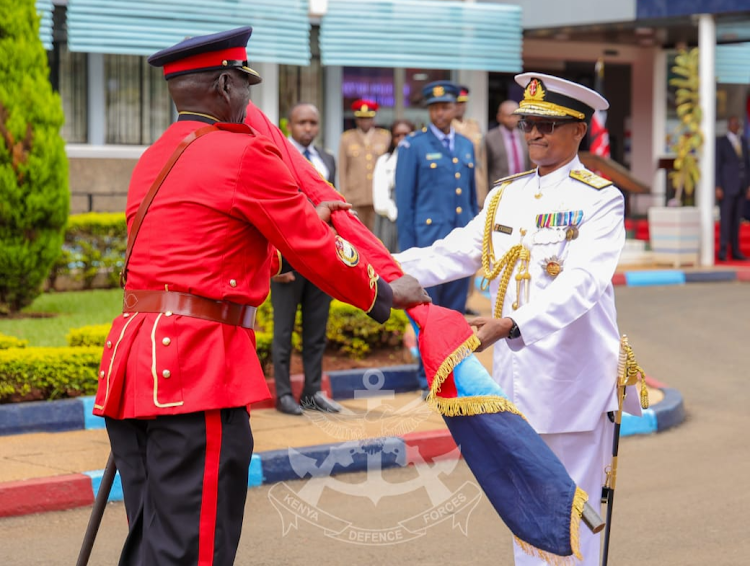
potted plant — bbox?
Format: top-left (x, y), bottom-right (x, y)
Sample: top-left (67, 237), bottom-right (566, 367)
top-left (648, 47), bottom-right (702, 267)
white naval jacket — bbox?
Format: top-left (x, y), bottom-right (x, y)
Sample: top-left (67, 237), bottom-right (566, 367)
top-left (396, 156), bottom-right (642, 434)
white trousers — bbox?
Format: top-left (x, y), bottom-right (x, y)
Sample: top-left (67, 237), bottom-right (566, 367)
top-left (513, 412), bottom-right (613, 566)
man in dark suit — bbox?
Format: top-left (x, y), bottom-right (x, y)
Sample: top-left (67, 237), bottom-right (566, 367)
top-left (272, 103), bottom-right (342, 414)
top-left (485, 100), bottom-right (531, 187)
top-left (716, 115), bottom-right (750, 261)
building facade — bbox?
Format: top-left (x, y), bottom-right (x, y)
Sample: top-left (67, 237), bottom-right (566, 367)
top-left (38, 0), bottom-right (750, 216)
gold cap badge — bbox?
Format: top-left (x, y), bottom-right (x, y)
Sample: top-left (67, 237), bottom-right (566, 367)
top-left (524, 78), bottom-right (546, 102)
top-left (433, 85), bottom-right (445, 97)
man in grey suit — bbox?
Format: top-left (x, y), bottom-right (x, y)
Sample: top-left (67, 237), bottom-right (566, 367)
top-left (716, 115), bottom-right (750, 261)
top-left (485, 100), bottom-right (531, 186)
top-left (272, 103), bottom-right (342, 415)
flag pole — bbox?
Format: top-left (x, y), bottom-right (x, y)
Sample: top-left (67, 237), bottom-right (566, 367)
top-left (601, 335), bottom-right (648, 566)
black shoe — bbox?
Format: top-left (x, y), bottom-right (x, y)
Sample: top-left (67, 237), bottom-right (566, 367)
top-left (464, 307), bottom-right (480, 316)
top-left (276, 394), bottom-right (303, 416)
top-left (301, 392), bottom-right (342, 413)
top-left (718, 252), bottom-right (727, 261)
top-left (732, 252), bottom-right (748, 260)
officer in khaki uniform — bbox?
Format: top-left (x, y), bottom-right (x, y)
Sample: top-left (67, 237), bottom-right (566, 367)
top-left (338, 99), bottom-right (391, 230)
top-left (452, 86), bottom-right (488, 206)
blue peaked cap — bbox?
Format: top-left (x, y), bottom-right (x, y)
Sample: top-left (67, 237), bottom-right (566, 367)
top-left (422, 81), bottom-right (460, 105)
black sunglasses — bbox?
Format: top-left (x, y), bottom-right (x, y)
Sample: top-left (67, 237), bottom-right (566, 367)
top-left (517, 119), bottom-right (580, 135)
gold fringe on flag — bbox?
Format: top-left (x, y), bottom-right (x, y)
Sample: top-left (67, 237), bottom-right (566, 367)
top-left (425, 334), bottom-right (527, 419)
top-left (514, 486), bottom-right (588, 566)
top-left (427, 334), bottom-right (481, 396)
top-left (429, 394), bottom-right (527, 419)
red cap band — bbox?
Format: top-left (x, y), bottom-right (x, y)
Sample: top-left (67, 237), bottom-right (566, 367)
top-left (163, 46), bottom-right (248, 77)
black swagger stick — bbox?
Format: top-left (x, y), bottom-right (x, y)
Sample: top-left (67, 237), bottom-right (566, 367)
top-left (601, 335), bottom-right (649, 566)
top-left (76, 452), bottom-right (117, 566)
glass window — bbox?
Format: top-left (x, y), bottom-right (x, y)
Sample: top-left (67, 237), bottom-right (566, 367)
top-left (402, 68), bottom-right (451, 129)
top-left (342, 67), bottom-right (395, 131)
top-left (279, 27), bottom-right (324, 139)
top-left (49, 5), bottom-right (87, 143)
top-left (104, 55), bottom-right (171, 145)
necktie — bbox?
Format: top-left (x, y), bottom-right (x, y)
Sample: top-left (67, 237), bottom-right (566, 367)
top-left (732, 138), bottom-right (742, 158)
top-left (303, 147), bottom-right (312, 162)
top-left (510, 130), bottom-right (522, 175)
top-left (442, 137), bottom-right (450, 153)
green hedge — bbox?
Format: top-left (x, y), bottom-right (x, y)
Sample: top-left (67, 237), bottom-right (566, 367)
top-left (67, 324), bottom-right (110, 347)
top-left (66, 300), bottom-right (408, 369)
top-left (0, 333), bottom-right (28, 349)
top-left (49, 212), bottom-right (127, 290)
top-left (0, 346), bottom-right (100, 402)
top-left (0, 279), bottom-right (408, 402)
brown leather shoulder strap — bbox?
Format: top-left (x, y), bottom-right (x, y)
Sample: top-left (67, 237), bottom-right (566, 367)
top-left (120, 125), bottom-right (217, 288)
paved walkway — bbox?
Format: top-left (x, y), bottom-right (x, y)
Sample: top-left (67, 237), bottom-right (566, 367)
top-left (0, 283), bottom-right (685, 518)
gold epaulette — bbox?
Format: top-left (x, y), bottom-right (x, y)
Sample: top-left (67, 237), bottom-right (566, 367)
top-left (492, 169), bottom-right (535, 187)
top-left (570, 169), bottom-right (613, 189)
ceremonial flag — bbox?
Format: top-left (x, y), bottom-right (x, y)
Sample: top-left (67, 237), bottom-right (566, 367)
top-left (245, 102), bottom-right (593, 563)
top-left (590, 58), bottom-right (610, 158)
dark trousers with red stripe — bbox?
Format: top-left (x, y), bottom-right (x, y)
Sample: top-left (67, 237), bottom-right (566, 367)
top-left (105, 408), bottom-right (253, 566)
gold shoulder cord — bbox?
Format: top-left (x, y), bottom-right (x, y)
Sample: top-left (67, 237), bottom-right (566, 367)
top-left (480, 182), bottom-right (529, 319)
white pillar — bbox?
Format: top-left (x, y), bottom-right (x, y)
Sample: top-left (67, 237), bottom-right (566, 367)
top-left (252, 62), bottom-right (279, 128)
top-left (457, 69), bottom-right (489, 131)
top-left (87, 53), bottom-right (105, 145)
top-left (698, 14), bottom-right (716, 266)
top-left (324, 65), bottom-right (343, 164)
top-left (650, 49), bottom-right (668, 213)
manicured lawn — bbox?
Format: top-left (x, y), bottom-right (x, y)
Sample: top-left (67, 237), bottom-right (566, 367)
top-left (0, 289), bottom-right (121, 347)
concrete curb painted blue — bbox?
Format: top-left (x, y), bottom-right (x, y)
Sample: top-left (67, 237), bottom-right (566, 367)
top-left (474, 268), bottom-right (749, 297)
top-left (0, 398), bottom-right (86, 435)
top-left (1, 383), bottom-right (685, 514)
top-left (620, 387), bottom-right (684, 436)
top-left (77, 383), bottom-right (684, 504)
top-left (624, 270), bottom-right (686, 286)
top-left (0, 365), bottom-right (419, 437)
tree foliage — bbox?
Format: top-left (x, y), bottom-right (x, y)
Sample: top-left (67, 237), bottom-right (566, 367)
top-left (0, 0), bottom-right (69, 313)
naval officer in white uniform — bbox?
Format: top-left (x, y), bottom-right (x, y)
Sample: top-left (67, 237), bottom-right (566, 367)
top-left (395, 73), bottom-right (641, 565)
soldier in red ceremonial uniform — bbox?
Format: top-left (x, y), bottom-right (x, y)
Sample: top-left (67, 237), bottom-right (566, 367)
top-left (94, 27), bottom-right (429, 566)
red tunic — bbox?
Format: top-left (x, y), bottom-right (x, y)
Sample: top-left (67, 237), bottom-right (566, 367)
top-left (94, 121), bottom-right (390, 419)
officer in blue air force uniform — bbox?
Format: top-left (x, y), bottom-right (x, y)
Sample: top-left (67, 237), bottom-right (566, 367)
top-left (395, 80), bottom-right (478, 313)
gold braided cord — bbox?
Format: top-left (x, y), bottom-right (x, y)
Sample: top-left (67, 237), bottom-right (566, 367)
top-left (514, 486), bottom-right (587, 566)
top-left (481, 182), bottom-right (527, 318)
top-left (482, 182), bottom-right (511, 279)
top-left (492, 245), bottom-right (523, 318)
top-left (620, 336), bottom-right (649, 409)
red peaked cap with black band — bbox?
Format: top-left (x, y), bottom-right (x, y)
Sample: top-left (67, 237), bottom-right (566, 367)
top-left (147, 26), bottom-right (262, 84)
top-left (352, 99), bottom-right (379, 118)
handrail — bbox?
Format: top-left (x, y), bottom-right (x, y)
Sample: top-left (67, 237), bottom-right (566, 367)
top-left (578, 152), bottom-right (651, 194)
